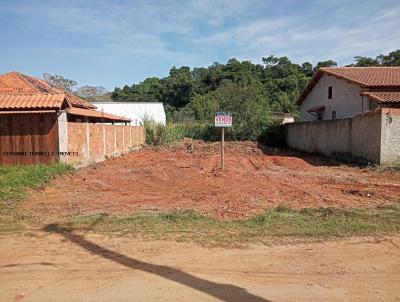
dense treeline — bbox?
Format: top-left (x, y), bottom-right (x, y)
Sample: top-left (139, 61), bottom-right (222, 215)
top-left (111, 50), bottom-right (399, 140)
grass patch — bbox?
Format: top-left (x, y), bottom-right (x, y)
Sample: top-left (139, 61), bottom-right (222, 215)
top-left (0, 163), bottom-right (74, 202)
top-left (0, 211), bottom-right (25, 235)
top-left (64, 206), bottom-right (400, 247)
top-left (0, 163), bottom-right (74, 234)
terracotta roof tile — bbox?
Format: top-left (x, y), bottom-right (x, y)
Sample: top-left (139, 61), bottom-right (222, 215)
top-left (361, 89), bottom-right (400, 104)
top-left (0, 94), bottom-right (65, 109)
top-left (67, 107), bottom-right (131, 122)
top-left (0, 110), bottom-right (56, 114)
top-left (0, 72), bottom-right (96, 110)
top-left (65, 92), bottom-right (96, 109)
top-left (298, 67), bottom-right (400, 104)
top-left (320, 67), bottom-right (400, 87)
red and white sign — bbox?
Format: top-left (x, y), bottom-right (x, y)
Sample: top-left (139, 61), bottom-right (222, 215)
top-left (215, 112), bottom-right (232, 127)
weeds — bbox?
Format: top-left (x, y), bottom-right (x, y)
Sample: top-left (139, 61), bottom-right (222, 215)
top-left (65, 206), bottom-right (400, 247)
top-left (144, 121), bottom-right (219, 145)
top-left (0, 163), bottom-right (74, 213)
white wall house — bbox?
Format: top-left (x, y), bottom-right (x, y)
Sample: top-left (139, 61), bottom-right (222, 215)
top-left (92, 102), bottom-right (166, 125)
top-left (288, 67), bottom-right (400, 164)
top-left (298, 67), bottom-right (400, 122)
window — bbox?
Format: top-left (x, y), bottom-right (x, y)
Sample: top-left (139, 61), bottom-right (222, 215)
top-left (332, 111), bottom-right (337, 119)
top-left (328, 86), bottom-right (333, 99)
top-left (317, 111), bottom-right (323, 121)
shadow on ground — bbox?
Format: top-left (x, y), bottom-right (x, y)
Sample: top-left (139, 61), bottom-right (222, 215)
top-left (257, 142), bottom-right (366, 167)
top-left (43, 223), bottom-right (270, 302)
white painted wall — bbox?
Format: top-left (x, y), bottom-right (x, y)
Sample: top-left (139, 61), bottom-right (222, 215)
top-left (92, 102), bottom-right (166, 125)
top-left (300, 74), bottom-right (370, 122)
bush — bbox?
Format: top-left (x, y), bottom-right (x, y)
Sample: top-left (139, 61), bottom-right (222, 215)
top-left (144, 121), bottom-right (221, 145)
top-left (258, 124), bottom-right (287, 147)
top-left (144, 120), bottom-right (289, 146)
top-left (191, 82), bottom-right (275, 141)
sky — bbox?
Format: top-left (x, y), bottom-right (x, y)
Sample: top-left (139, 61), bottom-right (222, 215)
top-left (0, 0), bottom-right (399, 90)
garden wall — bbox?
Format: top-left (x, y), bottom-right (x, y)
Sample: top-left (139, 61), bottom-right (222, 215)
top-left (66, 122), bottom-right (144, 165)
top-left (285, 109), bottom-right (400, 165)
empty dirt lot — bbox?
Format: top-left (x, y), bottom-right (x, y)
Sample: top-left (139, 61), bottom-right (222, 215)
top-left (23, 141), bottom-right (400, 218)
top-left (2, 141), bottom-right (400, 301)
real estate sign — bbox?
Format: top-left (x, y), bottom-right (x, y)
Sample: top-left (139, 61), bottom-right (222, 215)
top-left (214, 112), bottom-right (232, 170)
top-left (215, 112), bottom-right (232, 127)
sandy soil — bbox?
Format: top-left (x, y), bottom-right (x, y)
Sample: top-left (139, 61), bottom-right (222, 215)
top-left (1, 231), bottom-right (399, 302)
top-left (23, 141), bottom-right (400, 219)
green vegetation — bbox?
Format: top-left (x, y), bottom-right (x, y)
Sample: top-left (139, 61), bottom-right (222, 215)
top-left (65, 206), bottom-right (400, 247)
top-left (144, 121), bottom-right (219, 145)
top-left (112, 50), bottom-right (399, 143)
top-left (0, 163), bottom-right (74, 234)
top-left (391, 159), bottom-right (400, 171)
top-left (0, 163), bottom-right (74, 202)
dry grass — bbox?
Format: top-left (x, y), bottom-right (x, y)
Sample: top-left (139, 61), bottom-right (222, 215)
top-left (62, 206), bottom-right (400, 247)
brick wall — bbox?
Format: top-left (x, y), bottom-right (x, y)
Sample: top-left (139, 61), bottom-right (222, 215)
top-left (66, 122), bottom-right (145, 165)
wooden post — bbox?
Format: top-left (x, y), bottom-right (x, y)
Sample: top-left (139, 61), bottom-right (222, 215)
top-left (221, 127), bottom-right (225, 170)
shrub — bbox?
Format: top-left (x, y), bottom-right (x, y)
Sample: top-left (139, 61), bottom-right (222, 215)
top-left (144, 121), bottom-right (220, 145)
top-left (258, 124), bottom-right (287, 147)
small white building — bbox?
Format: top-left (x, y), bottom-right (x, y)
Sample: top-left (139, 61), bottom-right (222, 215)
top-left (298, 67), bottom-right (400, 122)
top-left (92, 102), bottom-right (166, 125)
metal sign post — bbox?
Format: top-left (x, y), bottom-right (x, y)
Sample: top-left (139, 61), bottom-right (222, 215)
top-left (215, 112), bottom-right (232, 170)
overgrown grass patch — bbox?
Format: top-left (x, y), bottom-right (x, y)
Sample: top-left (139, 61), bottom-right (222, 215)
top-left (144, 121), bottom-right (219, 145)
top-left (0, 163), bottom-right (74, 202)
top-left (65, 206), bottom-right (400, 247)
top-left (0, 163), bottom-right (74, 234)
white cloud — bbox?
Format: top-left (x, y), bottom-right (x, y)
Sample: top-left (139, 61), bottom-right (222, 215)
top-left (2, 0), bottom-right (399, 74)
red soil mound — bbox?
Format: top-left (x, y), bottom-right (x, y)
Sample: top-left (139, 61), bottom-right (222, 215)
top-left (24, 141), bottom-right (400, 219)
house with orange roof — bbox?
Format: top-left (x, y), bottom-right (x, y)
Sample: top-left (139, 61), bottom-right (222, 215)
top-left (286, 67), bottom-right (400, 165)
top-left (0, 72), bottom-right (144, 165)
top-left (297, 67), bottom-right (400, 121)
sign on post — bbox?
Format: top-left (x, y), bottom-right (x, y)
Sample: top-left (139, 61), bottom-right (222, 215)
top-left (215, 112), bottom-right (232, 128)
top-left (215, 112), bottom-right (232, 170)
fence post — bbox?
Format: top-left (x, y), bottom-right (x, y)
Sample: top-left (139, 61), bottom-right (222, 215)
top-left (122, 127), bottom-right (125, 152)
top-left (114, 126), bottom-right (117, 154)
top-left (102, 123), bottom-right (106, 157)
top-left (57, 111), bottom-right (68, 163)
top-left (129, 123), bottom-right (132, 149)
top-left (85, 117), bottom-right (90, 160)
top-left (135, 119), bottom-right (138, 147)
top-left (140, 125), bottom-right (143, 144)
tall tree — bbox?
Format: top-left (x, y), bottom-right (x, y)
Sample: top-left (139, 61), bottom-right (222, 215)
top-left (353, 56), bottom-right (380, 66)
top-left (313, 60), bottom-right (337, 72)
top-left (160, 66), bottom-right (194, 108)
top-left (378, 50), bottom-right (400, 66)
top-left (43, 73), bottom-right (77, 92)
top-left (76, 85), bottom-right (107, 100)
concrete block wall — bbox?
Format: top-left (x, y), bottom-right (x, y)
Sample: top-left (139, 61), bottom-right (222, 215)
top-left (285, 109), bottom-right (399, 165)
top-left (380, 108), bottom-right (400, 165)
top-left (65, 122), bottom-right (145, 165)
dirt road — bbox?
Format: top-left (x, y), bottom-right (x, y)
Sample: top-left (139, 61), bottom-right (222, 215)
top-left (24, 141), bottom-right (400, 219)
top-left (1, 232), bottom-right (399, 302)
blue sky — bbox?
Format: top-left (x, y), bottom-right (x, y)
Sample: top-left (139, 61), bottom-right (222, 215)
top-left (1, 0), bottom-right (399, 90)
